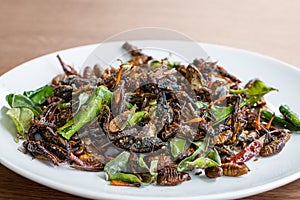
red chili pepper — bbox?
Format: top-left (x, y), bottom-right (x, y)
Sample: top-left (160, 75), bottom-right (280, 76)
top-left (223, 136), bottom-right (264, 164)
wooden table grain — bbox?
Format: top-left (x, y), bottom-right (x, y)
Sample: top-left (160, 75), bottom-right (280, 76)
top-left (1, 0), bottom-right (300, 199)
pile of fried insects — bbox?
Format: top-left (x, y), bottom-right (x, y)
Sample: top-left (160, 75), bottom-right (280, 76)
top-left (5, 42), bottom-right (300, 187)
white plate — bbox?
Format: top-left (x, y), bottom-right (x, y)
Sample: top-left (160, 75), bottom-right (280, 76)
top-left (1, 41), bottom-right (300, 200)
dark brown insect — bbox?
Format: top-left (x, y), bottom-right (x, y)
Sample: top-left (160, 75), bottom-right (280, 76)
top-left (221, 163), bottom-right (249, 177)
top-left (52, 74), bottom-right (65, 86)
top-left (23, 140), bottom-right (61, 165)
top-left (216, 65), bottom-right (241, 84)
top-left (176, 147), bottom-right (195, 161)
top-left (53, 85), bottom-right (73, 102)
top-left (205, 166), bottom-right (223, 178)
top-left (122, 42), bottom-right (152, 65)
top-left (56, 55), bottom-right (78, 76)
top-left (157, 166), bottom-right (191, 186)
top-left (160, 123), bottom-right (180, 141)
top-left (82, 66), bottom-right (95, 79)
top-left (260, 130), bottom-right (291, 157)
top-left (93, 64), bottom-right (104, 78)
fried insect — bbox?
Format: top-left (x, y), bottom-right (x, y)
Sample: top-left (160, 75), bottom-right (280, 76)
top-left (23, 140), bottom-right (61, 165)
top-left (122, 42), bottom-right (152, 65)
top-left (157, 166), bottom-right (191, 186)
top-left (205, 166), bottom-right (223, 178)
top-left (214, 130), bottom-right (233, 145)
top-left (260, 130), bottom-right (291, 157)
top-left (221, 163), bottom-right (249, 177)
top-left (56, 55), bottom-right (78, 76)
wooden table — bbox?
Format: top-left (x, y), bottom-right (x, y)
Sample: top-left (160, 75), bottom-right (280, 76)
top-left (1, 0), bottom-right (300, 199)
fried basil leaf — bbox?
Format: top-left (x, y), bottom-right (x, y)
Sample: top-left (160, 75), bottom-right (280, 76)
top-left (6, 107), bottom-right (34, 137)
top-left (138, 155), bottom-right (158, 184)
top-left (207, 148), bottom-right (222, 165)
top-left (23, 85), bottom-right (54, 105)
top-left (230, 79), bottom-right (277, 105)
top-left (185, 157), bottom-right (219, 170)
top-left (177, 137), bottom-right (209, 172)
top-left (110, 172), bottom-right (142, 184)
top-left (169, 138), bottom-right (188, 158)
top-left (194, 99), bottom-right (246, 125)
top-left (104, 151), bottom-right (130, 180)
top-left (58, 86), bottom-right (113, 140)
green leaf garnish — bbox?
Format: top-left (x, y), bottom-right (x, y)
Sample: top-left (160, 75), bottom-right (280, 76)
top-left (6, 107), bottom-right (34, 137)
top-left (230, 79), bottom-right (277, 105)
